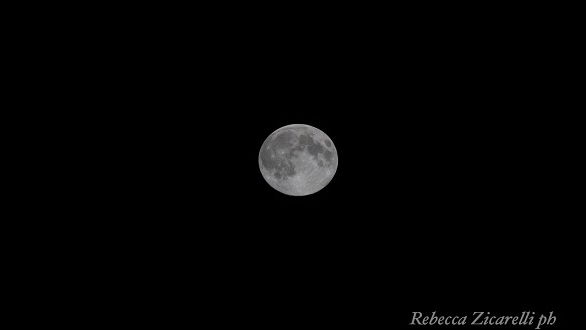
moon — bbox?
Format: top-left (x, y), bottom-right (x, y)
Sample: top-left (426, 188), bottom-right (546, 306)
top-left (258, 124), bottom-right (338, 196)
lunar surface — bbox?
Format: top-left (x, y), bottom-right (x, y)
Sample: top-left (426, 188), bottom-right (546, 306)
top-left (259, 124), bottom-right (338, 196)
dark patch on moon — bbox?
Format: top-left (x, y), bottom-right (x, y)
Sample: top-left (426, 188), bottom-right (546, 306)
top-left (272, 131), bottom-right (295, 150)
top-left (297, 134), bottom-right (313, 147)
top-left (261, 131), bottom-right (299, 181)
top-left (284, 160), bottom-right (296, 177)
top-left (264, 157), bottom-right (296, 181)
top-left (324, 139), bottom-right (332, 147)
top-left (307, 141), bottom-right (324, 158)
top-left (259, 146), bottom-right (278, 171)
top-left (292, 133), bottom-right (324, 159)
top-left (269, 158), bottom-right (295, 181)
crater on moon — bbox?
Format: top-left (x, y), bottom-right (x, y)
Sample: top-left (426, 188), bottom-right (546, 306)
top-left (259, 124), bottom-right (338, 196)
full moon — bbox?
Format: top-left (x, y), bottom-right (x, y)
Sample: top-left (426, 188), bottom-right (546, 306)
top-left (259, 124), bottom-right (338, 196)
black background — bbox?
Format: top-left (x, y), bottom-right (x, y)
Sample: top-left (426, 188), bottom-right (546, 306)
top-left (63, 4), bottom-right (580, 328)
